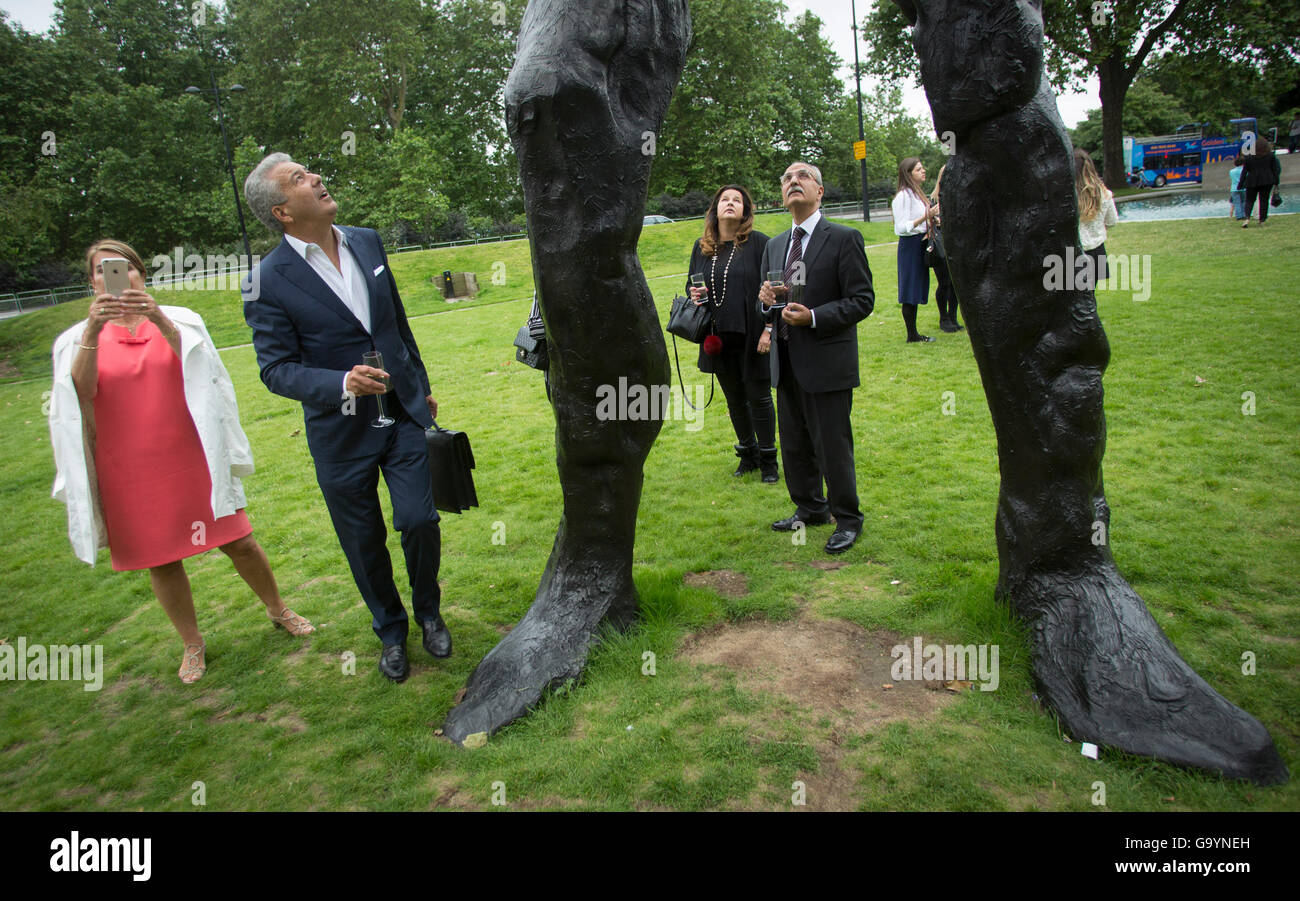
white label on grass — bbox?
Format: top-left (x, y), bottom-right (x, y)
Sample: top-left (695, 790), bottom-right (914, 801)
top-left (1081, 742), bottom-right (1099, 760)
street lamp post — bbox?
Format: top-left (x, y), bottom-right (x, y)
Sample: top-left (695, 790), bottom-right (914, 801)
top-left (186, 72), bottom-right (252, 262)
top-left (851, 0), bottom-right (870, 222)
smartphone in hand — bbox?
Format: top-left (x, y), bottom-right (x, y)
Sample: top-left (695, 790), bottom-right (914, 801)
top-left (101, 257), bottom-right (131, 297)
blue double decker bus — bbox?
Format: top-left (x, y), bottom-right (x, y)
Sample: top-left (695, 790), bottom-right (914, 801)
top-left (1123, 120), bottom-right (1255, 188)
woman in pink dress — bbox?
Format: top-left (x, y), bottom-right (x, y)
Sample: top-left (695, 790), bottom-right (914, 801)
top-left (53, 239), bottom-right (313, 683)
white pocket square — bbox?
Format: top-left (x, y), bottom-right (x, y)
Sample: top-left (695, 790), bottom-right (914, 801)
top-left (373, 265), bottom-right (385, 276)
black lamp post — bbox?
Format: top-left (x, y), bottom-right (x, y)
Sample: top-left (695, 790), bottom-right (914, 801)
top-left (851, 0), bottom-right (870, 221)
top-left (186, 73), bottom-right (252, 262)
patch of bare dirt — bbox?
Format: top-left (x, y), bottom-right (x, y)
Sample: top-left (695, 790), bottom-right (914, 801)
top-left (680, 613), bottom-right (955, 810)
top-left (683, 570), bottom-right (749, 598)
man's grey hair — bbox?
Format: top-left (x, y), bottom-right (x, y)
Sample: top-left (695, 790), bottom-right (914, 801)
top-left (244, 152), bottom-right (292, 234)
top-left (793, 161), bottom-right (823, 187)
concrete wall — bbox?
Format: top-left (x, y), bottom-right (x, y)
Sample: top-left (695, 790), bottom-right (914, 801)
top-left (1204, 153), bottom-right (1299, 192)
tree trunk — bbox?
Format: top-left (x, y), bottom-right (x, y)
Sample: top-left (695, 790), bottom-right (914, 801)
top-left (441, 0), bottom-right (691, 745)
top-left (1098, 55), bottom-right (1130, 190)
top-left (897, 0), bottom-right (1286, 785)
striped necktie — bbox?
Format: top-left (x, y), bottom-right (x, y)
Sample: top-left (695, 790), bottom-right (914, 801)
top-left (779, 226), bottom-right (805, 339)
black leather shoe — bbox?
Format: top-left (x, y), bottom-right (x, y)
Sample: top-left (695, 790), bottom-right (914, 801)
top-left (379, 643), bottom-right (409, 682)
top-left (907, 334), bottom-right (935, 343)
top-left (771, 511), bottom-right (833, 531)
top-left (420, 616), bottom-right (452, 659)
top-left (824, 528), bottom-right (860, 554)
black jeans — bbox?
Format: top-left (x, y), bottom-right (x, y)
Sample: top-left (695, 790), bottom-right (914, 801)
top-left (710, 337), bottom-right (775, 448)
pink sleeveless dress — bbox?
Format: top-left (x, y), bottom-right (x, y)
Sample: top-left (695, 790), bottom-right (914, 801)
top-left (92, 319), bottom-right (251, 571)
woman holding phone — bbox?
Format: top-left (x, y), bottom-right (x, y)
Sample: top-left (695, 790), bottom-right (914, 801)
top-left (49, 239), bottom-right (313, 684)
top-left (684, 185), bottom-right (775, 481)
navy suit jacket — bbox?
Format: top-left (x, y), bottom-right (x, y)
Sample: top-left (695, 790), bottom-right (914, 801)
top-left (243, 226), bottom-right (433, 461)
top-left (759, 216), bottom-right (875, 393)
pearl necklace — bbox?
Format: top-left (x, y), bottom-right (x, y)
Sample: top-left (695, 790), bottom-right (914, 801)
top-left (709, 240), bottom-right (738, 309)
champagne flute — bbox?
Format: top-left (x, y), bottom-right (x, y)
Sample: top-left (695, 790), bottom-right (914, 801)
top-left (361, 350), bottom-right (394, 429)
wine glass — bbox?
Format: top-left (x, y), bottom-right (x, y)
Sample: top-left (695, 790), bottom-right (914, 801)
top-left (361, 350), bottom-right (394, 429)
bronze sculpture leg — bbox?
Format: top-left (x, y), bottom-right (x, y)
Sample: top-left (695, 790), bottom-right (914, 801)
top-left (442, 0), bottom-right (691, 744)
top-left (895, 0), bottom-right (1286, 784)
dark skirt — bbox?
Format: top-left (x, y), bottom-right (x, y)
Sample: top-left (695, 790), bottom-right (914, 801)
top-left (897, 233), bottom-right (929, 305)
top-left (1080, 244), bottom-right (1108, 288)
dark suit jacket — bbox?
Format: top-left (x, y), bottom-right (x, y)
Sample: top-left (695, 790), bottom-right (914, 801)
top-left (760, 215), bottom-right (875, 392)
top-left (243, 226), bottom-right (433, 461)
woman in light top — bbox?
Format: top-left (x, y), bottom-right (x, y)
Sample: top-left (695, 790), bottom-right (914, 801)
top-left (892, 157), bottom-right (934, 343)
top-left (50, 239), bottom-right (313, 684)
top-left (1075, 149), bottom-right (1117, 290)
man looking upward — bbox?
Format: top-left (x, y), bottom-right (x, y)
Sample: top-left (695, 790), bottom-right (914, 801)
top-left (241, 153), bottom-right (451, 682)
top-left (758, 161), bottom-right (875, 554)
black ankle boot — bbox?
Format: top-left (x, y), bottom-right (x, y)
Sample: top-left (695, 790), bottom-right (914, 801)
top-left (758, 447), bottom-right (779, 483)
top-left (733, 442), bottom-right (760, 476)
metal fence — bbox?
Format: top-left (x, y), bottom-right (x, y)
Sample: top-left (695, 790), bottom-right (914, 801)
top-left (0, 284), bottom-right (92, 317)
top-left (1, 207), bottom-right (893, 319)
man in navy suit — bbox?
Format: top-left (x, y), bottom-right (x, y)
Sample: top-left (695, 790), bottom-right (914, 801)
top-left (758, 161), bottom-right (875, 554)
top-left (241, 152), bottom-right (450, 681)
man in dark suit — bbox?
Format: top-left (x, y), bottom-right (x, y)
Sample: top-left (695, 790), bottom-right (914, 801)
top-left (758, 161), bottom-right (875, 554)
top-left (241, 152), bottom-right (451, 681)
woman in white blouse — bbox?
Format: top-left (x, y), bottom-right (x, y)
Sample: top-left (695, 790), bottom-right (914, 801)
top-left (892, 157), bottom-right (934, 343)
top-left (1075, 149), bottom-right (1117, 289)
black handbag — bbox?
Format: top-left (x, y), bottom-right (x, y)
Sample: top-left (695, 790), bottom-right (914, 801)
top-left (513, 325), bottom-right (547, 369)
top-left (425, 420), bottom-right (478, 514)
top-left (667, 293), bottom-right (712, 343)
top-left (926, 225), bottom-right (946, 267)
top-left (513, 294), bottom-right (548, 370)
top-left (663, 295), bottom-right (715, 411)
top-left (1271, 187), bottom-right (1283, 208)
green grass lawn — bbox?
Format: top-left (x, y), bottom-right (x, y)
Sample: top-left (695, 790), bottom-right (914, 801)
top-left (0, 214), bottom-right (1296, 811)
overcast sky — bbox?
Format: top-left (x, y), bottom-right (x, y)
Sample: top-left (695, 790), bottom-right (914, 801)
top-left (1, 0), bottom-right (1098, 129)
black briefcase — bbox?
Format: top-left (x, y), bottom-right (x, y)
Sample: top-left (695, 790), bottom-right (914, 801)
top-left (425, 420), bottom-right (478, 513)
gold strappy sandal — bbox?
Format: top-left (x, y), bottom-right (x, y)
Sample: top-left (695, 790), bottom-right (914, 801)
top-left (268, 607), bottom-right (315, 636)
top-left (179, 643), bottom-right (206, 684)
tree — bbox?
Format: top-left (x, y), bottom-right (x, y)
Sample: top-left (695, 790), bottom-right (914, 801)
top-left (228, 0), bottom-right (525, 225)
top-left (1142, 48), bottom-right (1299, 140)
top-left (650, 0), bottom-right (802, 203)
top-left (648, 0), bottom-right (942, 209)
top-left (1068, 78), bottom-right (1190, 161)
top-left (860, 0), bottom-right (1300, 188)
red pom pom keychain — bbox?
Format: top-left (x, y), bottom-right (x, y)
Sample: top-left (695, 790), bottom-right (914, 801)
top-left (703, 334), bottom-right (723, 356)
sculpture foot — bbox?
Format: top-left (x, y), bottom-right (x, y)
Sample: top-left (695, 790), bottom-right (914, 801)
top-left (1013, 563), bottom-right (1288, 785)
top-left (442, 548), bottom-right (636, 745)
